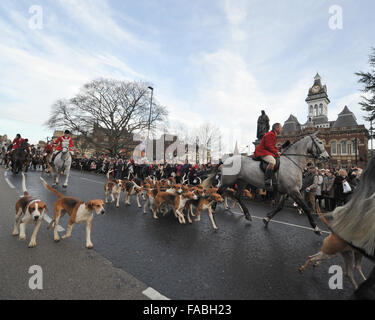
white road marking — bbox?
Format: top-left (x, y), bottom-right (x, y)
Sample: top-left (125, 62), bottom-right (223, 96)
top-left (43, 215), bottom-right (65, 232)
top-left (230, 210), bottom-right (330, 235)
top-left (142, 287), bottom-right (170, 300)
top-left (5, 178), bottom-right (16, 189)
top-left (4, 171), bottom-right (16, 189)
top-left (80, 177), bottom-right (103, 184)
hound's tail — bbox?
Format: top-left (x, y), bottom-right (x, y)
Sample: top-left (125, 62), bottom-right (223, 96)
top-left (21, 173), bottom-right (28, 196)
top-left (106, 170), bottom-right (114, 181)
top-left (40, 177), bottom-right (64, 198)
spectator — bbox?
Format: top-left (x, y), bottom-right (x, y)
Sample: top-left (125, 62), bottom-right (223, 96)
top-left (302, 166), bottom-right (318, 215)
top-left (322, 170), bottom-right (335, 211)
top-left (334, 169), bottom-right (353, 207)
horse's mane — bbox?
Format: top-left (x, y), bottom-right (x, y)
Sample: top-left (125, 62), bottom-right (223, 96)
top-left (282, 135), bottom-right (310, 152)
top-left (330, 155), bottom-right (375, 258)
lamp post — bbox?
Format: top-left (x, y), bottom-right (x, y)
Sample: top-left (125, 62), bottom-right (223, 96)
top-left (147, 86), bottom-right (154, 139)
top-left (146, 86), bottom-right (153, 162)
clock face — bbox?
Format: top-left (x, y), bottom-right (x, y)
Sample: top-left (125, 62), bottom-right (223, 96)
top-left (312, 85), bottom-right (320, 93)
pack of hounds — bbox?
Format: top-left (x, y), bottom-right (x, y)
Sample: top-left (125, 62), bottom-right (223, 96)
top-left (12, 170), bottom-right (370, 291)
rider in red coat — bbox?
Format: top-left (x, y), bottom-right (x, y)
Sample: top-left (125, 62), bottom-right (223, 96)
top-left (51, 130), bottom-right (74, 162)
top-left (54, 131), bottom-right (74, 152)
top-left (254, 123), bottom-right (283, 190)
top-left (12, 134), bottom-right (24, 151)
top-left (44, 142), bottom-right (53, 154)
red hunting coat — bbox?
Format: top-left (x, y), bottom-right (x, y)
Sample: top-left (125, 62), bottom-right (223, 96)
top-left (12, 138), bottom-right (25, 150)
top-left (54, 136), bottom-right (74, 151)
top-left (254, 130), bottom-right (279, 158)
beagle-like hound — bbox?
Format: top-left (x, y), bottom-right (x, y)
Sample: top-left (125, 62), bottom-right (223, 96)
top-left (40, 177), bottom-right (105, 249)
top-left (104, 170), bottom-right (123, 208)
top-left (13, 173), bottom-right (48, 248)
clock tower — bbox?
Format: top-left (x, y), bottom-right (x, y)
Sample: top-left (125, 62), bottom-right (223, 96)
top-left (304, 73), bottom-right (330, 128)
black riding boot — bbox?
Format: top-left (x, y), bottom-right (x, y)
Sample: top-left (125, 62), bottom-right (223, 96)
top-left (264, 168), bottom-right (274, 191)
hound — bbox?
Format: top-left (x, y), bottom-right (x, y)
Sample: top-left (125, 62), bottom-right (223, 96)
top-left (223, 188), bottom-right (254, 212)
top-left (104, 170), bottom-right (123, 208)
top-left (123, 179), bottom-right (143, 208)
top-left (299, 207), bottom-right (366, 289)
top-left (193, 193), bottom-right (224, 230)
top-left (154, 191), bottom-right (198, 224)
top-left (13, 173), bottom-right (48, 248)
top-left (40, 177), bottom-right (105, 249)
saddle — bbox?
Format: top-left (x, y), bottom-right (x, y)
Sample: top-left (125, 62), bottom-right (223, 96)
top-left (251, 156), bottom-right (281, 173)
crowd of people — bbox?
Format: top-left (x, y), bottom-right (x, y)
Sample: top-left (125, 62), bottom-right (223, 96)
top-left (302, 165), bottom-right (362, 214)
top-left (0, 132), bottom-right (364, 214)
top-left (71, 155), bottom-right (220, 185)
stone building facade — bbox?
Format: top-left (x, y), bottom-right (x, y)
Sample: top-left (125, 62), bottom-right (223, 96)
top-left (278, 74), bottom-right (370, 169)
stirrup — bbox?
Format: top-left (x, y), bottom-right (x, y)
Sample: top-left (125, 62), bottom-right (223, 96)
top-left (264, 179), bottom-right (273, 191)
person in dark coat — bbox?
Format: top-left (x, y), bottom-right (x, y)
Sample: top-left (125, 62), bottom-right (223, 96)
top-left (334, 169), bottom-right (353, 207)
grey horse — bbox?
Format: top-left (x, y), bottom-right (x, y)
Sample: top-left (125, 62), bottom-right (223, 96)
top-left (51, 147), bottom-right (72, 188)
top-left (211, 133), bottom-right (330, 235)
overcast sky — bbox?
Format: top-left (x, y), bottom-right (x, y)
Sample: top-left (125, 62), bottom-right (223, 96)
top-left (0, 0), bottom-right (374, 153)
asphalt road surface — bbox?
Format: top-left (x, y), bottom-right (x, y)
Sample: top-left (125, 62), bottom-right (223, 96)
top-left (1, 167), bottom-right (373, 300)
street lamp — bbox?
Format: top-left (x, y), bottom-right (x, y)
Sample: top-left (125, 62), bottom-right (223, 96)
top-left (147, 86), bottom-right (154, 139)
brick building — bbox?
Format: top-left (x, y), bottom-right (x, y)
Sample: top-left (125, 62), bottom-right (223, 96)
top-left (278, 74), bottom-right (370, 169)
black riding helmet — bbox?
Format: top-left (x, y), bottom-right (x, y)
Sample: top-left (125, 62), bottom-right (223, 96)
top-left (64, 130), bottom-right (71, 135)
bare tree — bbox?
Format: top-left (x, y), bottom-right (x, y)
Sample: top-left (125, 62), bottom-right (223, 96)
top-left (196, 123), bottom-right (222, 163)
top-left (45, 79), bottom-right (168, 156)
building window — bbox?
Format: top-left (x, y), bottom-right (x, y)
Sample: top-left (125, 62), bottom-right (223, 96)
top-left (341, 140), bottom-right (347, 155)
top-left (331, 141), bottom-right (337, 155)
top-left (314, 105), bottom-right (318, 116)
top-left (319, 104), bottom-right (323, 115)
top-left (348, 142), bottom-right (352, 155)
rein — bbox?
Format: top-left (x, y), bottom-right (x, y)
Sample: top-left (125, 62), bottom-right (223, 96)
top-left (280, 136), bottom-right (321, 172)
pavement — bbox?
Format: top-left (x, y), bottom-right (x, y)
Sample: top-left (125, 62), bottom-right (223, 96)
top-left (1, 167), bottom-right (373, 300)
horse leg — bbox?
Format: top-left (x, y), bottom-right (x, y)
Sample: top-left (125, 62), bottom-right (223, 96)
top-left (63, 167), bottom-right (70, 188)
top-left (235, 181), bottom-right (251, 221)
top-left (263, 194), bottom-right (287, 227)
top-left (289, 191), bottom-right (322, 235)
top-left (53, 170), bottom-right (59, 188)
top-left (212, 184), bottom-right (230, 212)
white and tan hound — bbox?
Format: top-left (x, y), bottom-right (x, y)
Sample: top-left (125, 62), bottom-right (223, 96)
top-left (40, 177), bottom-right (105, 249)
top-left (104, 170), bottom-right (123, 208)
top-left (13, 173), bottom-right (48, 248)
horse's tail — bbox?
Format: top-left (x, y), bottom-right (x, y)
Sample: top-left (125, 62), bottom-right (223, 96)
top-left (201, 165), bottom-right (220, 189)
top-left (40, 177), bottom-right (64, 198)
top-left (21, 172), bottom-right (28, 196)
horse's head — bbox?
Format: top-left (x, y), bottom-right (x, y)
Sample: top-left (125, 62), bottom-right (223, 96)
top-left (61, 147), bottom-right (68, 154)
top-left (308, 133), bottom-right (330, 161)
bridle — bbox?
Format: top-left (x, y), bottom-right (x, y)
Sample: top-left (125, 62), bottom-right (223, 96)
top-left (281, 135), bottom-right (323, 172)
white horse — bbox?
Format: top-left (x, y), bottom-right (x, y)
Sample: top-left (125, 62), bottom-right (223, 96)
top-left (52, 146), bottom-right (72, 188)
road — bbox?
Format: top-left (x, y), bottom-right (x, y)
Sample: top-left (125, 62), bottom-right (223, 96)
top-left (1, 167), bottom-right (372, 300)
